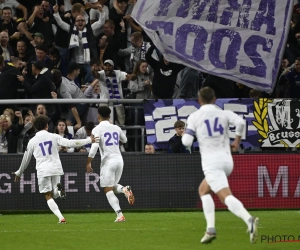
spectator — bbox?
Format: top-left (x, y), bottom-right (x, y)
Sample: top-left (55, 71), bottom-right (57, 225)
top-left (0, 57), bottom-right (23, 99)
top-left (17, 109), bottom-right (36, 153)
top-left (1, 7), bottom-right (19, 45)
top-left (54, 119), bottom-right (75, 153)
top-left (55, 62), bottom-right (88, 130)
top-left (16, 18), bottom-right (33, 43)
top-left (98, 59), bottom-right (133, 125)
top-left (48, 46), bottom-right (62, 71)
top-left (173, 67), bottom-right (201, 99)
top-left (27, 4), bottom-right (54, 47)
top-left (51, 3), bottom-right (72, 77)
top-left (167, 120), bottom-right (190, 154)
top-left (84, 79), bottom-right (101, 125)
top-left (109, 0), bottom-right (128, 33)
top-left (16, 39), bottom-right (29, 63)
top-left (117, 31), bottom-right (151, 72)
top-left (284, 56), bottom-right (300, 98)
top-left (98, 19), bottom-right (127, 68)
top-left (74, 121), bottom-right (95, 152)
top-left (90, 0), bottom-right (109, 25)
top-left (26, 44), bottom-right (54, 79)
top-left (145, 44), bottom-right (185, 99)
top-left (0, 0), bottom-right (28, 20)
top-left (0, 30), bottom-right (14, 61)
top-left (145, 143), bottom-right (155, 154)
top-left (0, 110), bottom-right (24, 153)
top-left (127, 59), bottom-right (151, 99)
top-left (84, 58), bottom-right (101, 84)
top-left (20, 60), bottom-right (55, 99)
top-left (34, 101), bottom-right (61, 133)
top-left (53, 3), bottom-right (105, 85)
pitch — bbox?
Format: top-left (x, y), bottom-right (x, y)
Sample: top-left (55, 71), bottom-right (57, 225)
top-left (1, 211), bottom-right (299, 250)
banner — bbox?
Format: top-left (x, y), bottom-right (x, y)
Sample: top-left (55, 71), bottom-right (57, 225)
top-left (144, 98), bottom-right (300, 149)
top-left (131, 0), bottom-right (294, 93)
top-left (201, 154), bottom-right (300, 209)
top-left (1, 154), bottom-right (299, 210)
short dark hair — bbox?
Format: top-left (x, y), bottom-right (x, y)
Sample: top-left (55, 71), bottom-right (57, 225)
top-left (98, 106), bottom-right (111, 118)
top-left (2, 7), bottom-right (12, 13)
top-left (36, 44), bottom-right (48, 53)
top-left (48, 47), bottom-right (60, 57)
top-left (52, 69), bottom-right (62, 85)
top-left (174, 120), bottom-right (185, 128)
top-left (67, 62), bottom-right (80, 74)
top-left (90, 58), bottom-right (100, 66)
top-left (33, 115), bottom-right (49, 131)
top-left (84, 121), bottom-right (95, 131)
top-left (32, 60), bottom-right (45, 70)
top-left (198, 87), bottom-right (216, 104)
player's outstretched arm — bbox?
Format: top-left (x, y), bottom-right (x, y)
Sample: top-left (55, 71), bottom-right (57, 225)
top-left (12, 144), bottom-right (33, 181)
top-left (56, 135), bottom-right (99, 148)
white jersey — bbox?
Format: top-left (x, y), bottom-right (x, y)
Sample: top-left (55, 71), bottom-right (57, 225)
top-left (15, 130), bottom-right (92, 178)
top-left (89, 121), bottom-right (127, 161)
top-left (182, 104), bottom-right (244, 168)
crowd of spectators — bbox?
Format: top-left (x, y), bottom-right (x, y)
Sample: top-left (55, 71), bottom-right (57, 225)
top-left (0, 0), bottom-right (299, 153)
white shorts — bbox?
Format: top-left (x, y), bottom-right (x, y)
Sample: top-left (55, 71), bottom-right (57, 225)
top-left (204, 162), bottom-right (233, 193)
top-left (38, 176), bottom-right (61, 193)
top-left (100, 159), bottom-right (123, 188)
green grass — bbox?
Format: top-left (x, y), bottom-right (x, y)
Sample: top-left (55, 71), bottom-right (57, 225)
top-left (1, 211), bottom-right (300, 250)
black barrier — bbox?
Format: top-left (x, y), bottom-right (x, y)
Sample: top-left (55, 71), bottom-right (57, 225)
top-left (0, 154), bottom-right (204, 211)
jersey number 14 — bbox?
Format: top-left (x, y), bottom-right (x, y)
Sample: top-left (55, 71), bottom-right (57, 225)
top-left (204, 117), bottom-right (224, 136)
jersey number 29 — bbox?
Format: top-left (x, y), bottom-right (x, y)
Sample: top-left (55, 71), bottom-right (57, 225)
top-left (104, 132), bottom-right (119, 146)
top-left (204, 117), bottom-right (224, 136)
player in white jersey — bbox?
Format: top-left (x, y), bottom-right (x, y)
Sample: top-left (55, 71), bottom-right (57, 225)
top-left (12, 115), bottom-right (97, 224)
top-left (86, 106), bottom-right (135, 222)
top-left (182, 87), bottom-right (259, 244)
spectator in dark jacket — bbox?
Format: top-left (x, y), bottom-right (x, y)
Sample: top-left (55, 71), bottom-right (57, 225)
top-left (0, 57), bottom-right (23, 99)
top-left (146, 45), bottom-right (185, 99)
top-left (21, 60), bottom-right (55, 99)
top-left (167, 120), bottom-right (190, 154)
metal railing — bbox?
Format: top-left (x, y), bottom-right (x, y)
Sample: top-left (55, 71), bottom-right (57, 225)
top-left (0, 99), bottom-right (146, 152)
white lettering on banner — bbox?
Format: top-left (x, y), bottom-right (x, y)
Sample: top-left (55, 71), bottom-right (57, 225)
top-left (20, 173), bottom-right (36, 193)
top-left (64, 172), bottom-right (78, 192)
top-left (85, 173), bottom-right (100, 192)
top-left (0, 173), bottom-right (11, 193)
top-left (131, 0), bottom-right (294, 92)
top-left (152, 105), bottom-right (198, 142)
top-left (258, 166), bottom-right (288, 197)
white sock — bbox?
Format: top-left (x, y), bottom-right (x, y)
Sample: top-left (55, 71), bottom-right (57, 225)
top-left (47, 198), bottom-right (64, 220)
top-left (52, 188), bottom-right (59, 199)
top-left (106, 191), bottom-right (123, 216)
top-left (225, 195), bottom-right (252, 228)
top-left (201, 194), bottom-right (215, 231)
top-left (113, 184), bottom-right (124, 194)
